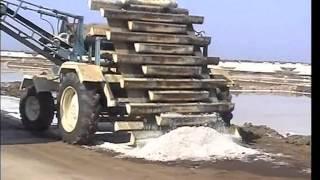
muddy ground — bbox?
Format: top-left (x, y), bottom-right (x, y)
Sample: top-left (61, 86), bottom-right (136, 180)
top-left (1, 112), bottom-right (311, 180)
top-left (1, 81), bottom-right (311, 179)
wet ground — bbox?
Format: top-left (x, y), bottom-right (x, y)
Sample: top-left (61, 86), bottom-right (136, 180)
top-left (1, 113), bottom-right (311, 180)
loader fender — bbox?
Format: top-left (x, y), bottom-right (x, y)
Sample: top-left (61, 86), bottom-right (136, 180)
top-left (20, 75), bottom-right (59, 93)
top-left (59, 62), bottom-right (105, 83)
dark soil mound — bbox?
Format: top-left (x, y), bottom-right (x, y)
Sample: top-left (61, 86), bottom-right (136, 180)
top-left (1, 82), bottom-right (22, 97)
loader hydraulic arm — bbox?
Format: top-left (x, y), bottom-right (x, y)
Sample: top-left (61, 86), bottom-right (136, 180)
top-left (0, 0), bottom-right (86, 65)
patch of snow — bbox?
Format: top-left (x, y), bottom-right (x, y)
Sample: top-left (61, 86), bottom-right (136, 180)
top-left (209, 61), bottom-right (311, 76)
top-left (300, 168), bottom-right (311, 174)
top-left (0, 96), bottom-right (20, 119)
top-left (94, 127), bottom-right (266, 162)
top-left (0, 95), bottom-right (58, 124)
top-left (281, 132), bottom-right (305, 138)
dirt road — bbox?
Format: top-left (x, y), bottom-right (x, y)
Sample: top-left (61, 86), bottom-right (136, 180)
top-left (1, 112), bottom-right (310, 180)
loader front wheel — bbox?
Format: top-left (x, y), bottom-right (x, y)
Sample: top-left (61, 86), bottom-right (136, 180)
top-left (58, 72), bottom-right (101, 145)
top-left (19, 87), bottom-right (54, 131)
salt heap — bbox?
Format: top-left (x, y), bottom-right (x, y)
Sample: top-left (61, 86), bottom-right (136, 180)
top-left (97, 126), bottom-right (261, 162)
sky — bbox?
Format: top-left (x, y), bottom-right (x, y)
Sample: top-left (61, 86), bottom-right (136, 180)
top-left (0, 0), bottom-right (311, 63)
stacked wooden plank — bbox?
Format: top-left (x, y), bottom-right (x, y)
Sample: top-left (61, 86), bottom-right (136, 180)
top-left (88, 0), bottom-right (234, 144)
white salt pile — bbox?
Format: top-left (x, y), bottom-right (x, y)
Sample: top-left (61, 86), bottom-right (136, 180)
top-left (96, 126), bottom-right (261, 162)
top-left (0, 96), bottom-right (21, 119)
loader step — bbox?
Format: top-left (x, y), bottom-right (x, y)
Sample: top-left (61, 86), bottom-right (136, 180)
top-left (128, 21), bottom-right (188, 34)
top-left (106, 31), bottom-right (210, 45)
top-left (134, 43), bottom-right (194, 55)
top-left (148, 90), bottom-right (210, 102)
top-left (156, 113), bottom-right (219, 126)
top-left (113, 53), bottom-right (220, 65)
top-left (142, 65), bottom-right (202, 77)
top-left (101, 8), bottom-right (204, 24)
top-left (121, 78), bottom-right (227, 89)
top-left (126, 102), bottom-right (235, 114)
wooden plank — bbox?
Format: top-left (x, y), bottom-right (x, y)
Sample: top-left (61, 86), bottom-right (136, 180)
top-left (114, 121), bottom-right (144, 132)
top-left (149, 90), bottom-right (210, 102)
top-left (88, 25), bottom-right (110, 36)
top-left (123, 0), bottom-right (178, 8)
top-left (104, 74), bottom-right (123, 83)
top-left (156, 113), bottom-right (218, 126)
top-left (128, 21), bottom-right (187, 34)
top-left (101, 8), bottom-right (204, 24)
top-left (134, 43), bottom-right (194, 55)
top-left (126, 102), bottom-right (235, 114)
top-left (88, 0), bottom-right (121, 10)
top-left (120, 78), bottom-right (227, 89)
top-left (106, 31), bottom-right (210, 46)
top-left (127, 4), bottom-right (188, 14)
top-left (89, 1), bottom-right (186, 14)
top-left (113, 53), bottom-right (219, 65)
top-left (103, 83), bottom-right (117, 107)
top-left (117, 97), bottom-right (148, 104)
top-left (142, 65), bottom-right (202, 76)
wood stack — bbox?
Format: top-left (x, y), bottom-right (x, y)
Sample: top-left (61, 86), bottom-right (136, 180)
top-left (88, 0), bottom-right (234, 144)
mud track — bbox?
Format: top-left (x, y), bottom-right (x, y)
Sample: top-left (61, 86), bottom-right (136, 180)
top-left (1, 112), bottom-right (310, 180)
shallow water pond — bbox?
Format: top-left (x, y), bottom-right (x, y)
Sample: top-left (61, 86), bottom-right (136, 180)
top-left (1, 71), bottom-right (24, 82)
top-left (232, 94), bottom-right (311, 135)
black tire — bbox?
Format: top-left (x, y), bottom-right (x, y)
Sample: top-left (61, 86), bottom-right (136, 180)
top-left (19, 87), bottom-right (55, 131)
top-left (57, 72), bottom-right (101, 145)
top-left (220, 112), bottom-right (233, 127)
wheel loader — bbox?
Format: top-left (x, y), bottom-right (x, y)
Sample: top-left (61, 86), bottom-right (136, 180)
top-left (0, 0), bottom-right (235, 145)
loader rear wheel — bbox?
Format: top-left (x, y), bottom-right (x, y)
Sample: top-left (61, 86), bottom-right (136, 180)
top-left (19, 87), bottom-right (54, 131)
top-left (58, 72), bottom-right (101, 145)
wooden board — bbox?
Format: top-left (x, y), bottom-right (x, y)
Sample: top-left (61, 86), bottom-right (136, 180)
top-left (89, 1), bottom-right (187, 14)
top-left (127, 4), bottom-right (188, 14)
top-left (113, 53), bottom-right (220, 65)
top-left (126, 102), bottom-right (235, 114)
top-left (149, 90), bottom-right (210, 102)
top-left (134, 43), bottom-right (194, 55)
top-left (142, 65), bottom-right (202, 76)
top-left (121, 78), bottom-right (227, 89)
top-left (88, 25), bottom-right (110, 36)
top-left (101, 8), bottom-right (204, 24)
top-left (114, 121), bottom-right (145, 131)
top-left (128, 21), bottom-right (187, 34)
top-left (156, 113), bottom-right (218, 126)
top-left (106, 31), bottom-right (210, 46)
top-left (123, 0), bottom-right (178, 8)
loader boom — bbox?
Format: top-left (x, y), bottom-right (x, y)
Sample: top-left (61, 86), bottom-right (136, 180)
top-left (0, 0), bottom-right (85, 65)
